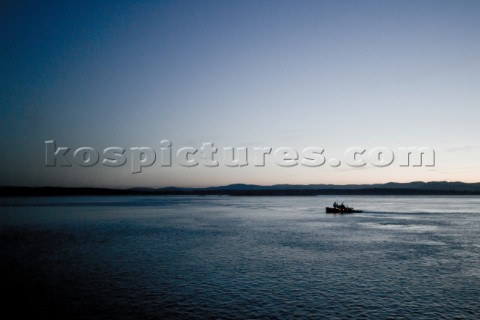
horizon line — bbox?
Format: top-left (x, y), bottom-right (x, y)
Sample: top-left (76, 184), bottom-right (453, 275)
top-left (2, 180), bottom-right (480, 190)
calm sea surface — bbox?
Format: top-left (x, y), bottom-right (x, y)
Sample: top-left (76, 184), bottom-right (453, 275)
top-left (1, 195), bottom-right (480, 319)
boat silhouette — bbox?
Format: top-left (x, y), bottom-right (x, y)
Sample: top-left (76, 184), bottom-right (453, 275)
top-left (326, 202), bottom-right (362, 214)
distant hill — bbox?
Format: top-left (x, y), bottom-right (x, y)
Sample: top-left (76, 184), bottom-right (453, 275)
top-left (2, 181), bottom-right (480, 196)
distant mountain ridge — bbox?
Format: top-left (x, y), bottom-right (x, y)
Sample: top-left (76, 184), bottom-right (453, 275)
top-left (201, 181), bottom-right (480, 191)
top-left (2, 181), bottom-right (480, 196)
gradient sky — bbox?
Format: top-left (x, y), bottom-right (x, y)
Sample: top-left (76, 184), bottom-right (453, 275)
top-left (1, 0), bottom-right (480, 188)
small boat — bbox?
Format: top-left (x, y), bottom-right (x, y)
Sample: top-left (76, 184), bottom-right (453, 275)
top-left (326, 202), bottom-right (362, 214)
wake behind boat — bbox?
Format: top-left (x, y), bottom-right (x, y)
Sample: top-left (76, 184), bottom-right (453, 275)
top-left (326, 202), bottom-right (362, 214)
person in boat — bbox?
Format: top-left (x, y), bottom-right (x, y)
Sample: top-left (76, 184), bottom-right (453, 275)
top-left (340, 202), bottom-right (346, 210)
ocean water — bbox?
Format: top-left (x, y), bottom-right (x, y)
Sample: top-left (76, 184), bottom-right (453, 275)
top-left (1, 195), bottom-right (479, 319)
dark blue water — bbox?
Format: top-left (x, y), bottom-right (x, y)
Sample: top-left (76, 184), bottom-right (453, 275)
top-left (1, 195), bottom-right (480, 319)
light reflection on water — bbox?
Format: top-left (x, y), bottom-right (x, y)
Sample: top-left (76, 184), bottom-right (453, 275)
top-left (1, 195), bottom-right (480, 319)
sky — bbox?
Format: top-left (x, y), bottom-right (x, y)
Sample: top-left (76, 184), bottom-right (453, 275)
top-left (1, 0), bottom-right (480, 188)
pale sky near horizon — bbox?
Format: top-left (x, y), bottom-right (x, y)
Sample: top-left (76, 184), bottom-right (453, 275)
top-left (1, 0), bottom-right (480, 188)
